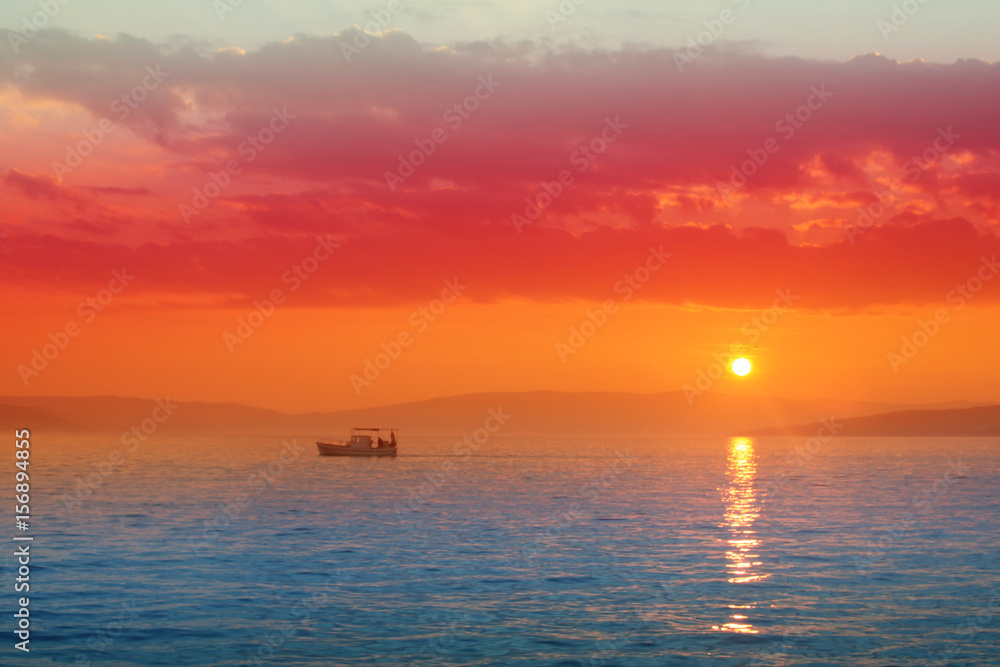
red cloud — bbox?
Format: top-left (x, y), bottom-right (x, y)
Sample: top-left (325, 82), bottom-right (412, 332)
top-left (4, 169), bottom-right (84, 203)
top-left (1, 32), bottom-right (998, 310)
top-left (0, 216), bottom-right (996, 310)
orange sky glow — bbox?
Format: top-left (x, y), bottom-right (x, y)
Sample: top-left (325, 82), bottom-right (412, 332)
top-left (2, 33), bottom-right (999, 412)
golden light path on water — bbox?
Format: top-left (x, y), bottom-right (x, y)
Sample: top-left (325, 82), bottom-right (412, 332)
top-left (713, 436), bottom-right (770, 635)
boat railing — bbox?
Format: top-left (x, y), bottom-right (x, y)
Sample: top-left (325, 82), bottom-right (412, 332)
top-left (316, 432), bottom-right (398, 448)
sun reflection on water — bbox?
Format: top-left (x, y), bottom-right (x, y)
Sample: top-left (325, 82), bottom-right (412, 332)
top-left (712, 437), bottom-right (769, 634)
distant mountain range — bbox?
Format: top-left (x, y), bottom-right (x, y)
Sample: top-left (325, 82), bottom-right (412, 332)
top-left (0, 392), bottom-right (994, 437)
top-left (742, 404), bottom-right (1000, 437)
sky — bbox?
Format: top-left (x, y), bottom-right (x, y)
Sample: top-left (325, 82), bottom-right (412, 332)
top-left (1, 1), bottom-right (999, 412)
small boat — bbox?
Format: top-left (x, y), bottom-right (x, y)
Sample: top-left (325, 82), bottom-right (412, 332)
top-left (317, 427), bottom-right (398, 457)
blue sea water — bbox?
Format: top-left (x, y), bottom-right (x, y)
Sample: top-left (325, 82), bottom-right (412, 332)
top-left (9, 433), bottom-right (999, 666)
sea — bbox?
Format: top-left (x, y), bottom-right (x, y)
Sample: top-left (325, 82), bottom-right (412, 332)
top-left (9, 433), bottom-right (999, 666)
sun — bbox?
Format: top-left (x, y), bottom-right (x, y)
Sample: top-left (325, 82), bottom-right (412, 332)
top-left (731, 358), bottom-right (751, 376)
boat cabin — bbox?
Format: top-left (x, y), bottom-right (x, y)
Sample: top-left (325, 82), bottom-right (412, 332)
top-left (348, 427), bottom-right (397, 449)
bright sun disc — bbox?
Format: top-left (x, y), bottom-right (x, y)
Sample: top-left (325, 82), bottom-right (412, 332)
top-left (732, 358), bottom-right (751, 376)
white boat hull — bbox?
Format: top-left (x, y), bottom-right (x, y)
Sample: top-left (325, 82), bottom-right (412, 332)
top-left (316, 441), bottom-right (397, 457)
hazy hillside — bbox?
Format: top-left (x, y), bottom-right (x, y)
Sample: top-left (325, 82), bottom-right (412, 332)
top-left (296, 391), bottom-right (975, 437)
top-left (0, 392), bottom-right (984, 437)
top-left (0, 403), bottom-right (83, 431)
top-left (742, 404), bottom-right (1000, 437)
